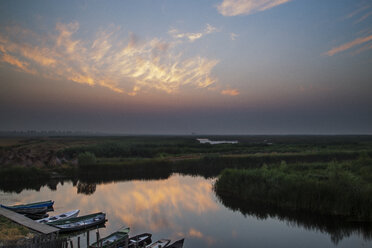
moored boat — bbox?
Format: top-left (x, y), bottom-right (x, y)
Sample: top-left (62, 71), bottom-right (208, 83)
top-left (146, 239), bottom-right (170, 248)
top-left (11, 206), bottom-right (49, 215)
top-left (25, 212), bottom-right (49, 220)
top-left (90, 227), bottom-right (130, 248)
top-left (165, 239), bottom-right (184, 248)
top-left (127, 233), bottom-right (152, 248)
top-left (36, 209), bottom-right (80, 224)
top-left (48, 212), bottom-right (106, 232)
top-left (1, 200), bottom-right (54, 210)
top-left (1, 200), bottom-right (54, 214)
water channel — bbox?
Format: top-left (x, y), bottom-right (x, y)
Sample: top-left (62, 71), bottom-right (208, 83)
top-left (1, 174), bottom-right (371, 247)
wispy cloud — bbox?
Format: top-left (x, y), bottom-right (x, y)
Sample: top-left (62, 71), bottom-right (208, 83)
top-left (217, 0), bottom-right (292, 17)
top-left (230, 32), bottom-right (238, 41)
top-left (355, 11), bottom-right (372, 24)
top-left (325, 35), bottom-right (372, 56)
top-left (188, 228), bottom-right (216, 246)
top-left (1, 53), bottom-right (35, 74)
top-left (169, 24), bottom-right (219, 42)
top-left (345, 3), bottom-right (371, 24)
top-left (345, 4), bottom-right (370, 19)
top-left (221, 89), bottom-right (240, 96)
top-left (351, 42), bottom-right (372, 55)
top-left (0, 23), bottom-right (219, 95)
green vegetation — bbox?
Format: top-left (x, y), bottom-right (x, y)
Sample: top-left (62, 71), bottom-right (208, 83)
top-left (0, 215), bottom-right (35, 241)
top-left (78, 151), bottom-right (97, 166)
top-left (1, 135), bottom-right (372, 194)
top-left (215, 154), bottom-right (372, 221)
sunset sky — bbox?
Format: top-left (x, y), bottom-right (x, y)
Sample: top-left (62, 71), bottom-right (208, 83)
top-left (0, 0), bottom-right (371, 134)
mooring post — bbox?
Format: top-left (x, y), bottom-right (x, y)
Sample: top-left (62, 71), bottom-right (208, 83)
top-left (87, 230), bottom-right (90, 247)
top-left (125, 235), bottom-right (129, 248)
top-left (77, 236), bottom-right (81, 248)
top-left (69, 240), bottom-right (74, 248)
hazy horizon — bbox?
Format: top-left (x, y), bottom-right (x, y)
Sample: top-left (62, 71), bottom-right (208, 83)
top-left (1, 0), bottom-right (371, 134)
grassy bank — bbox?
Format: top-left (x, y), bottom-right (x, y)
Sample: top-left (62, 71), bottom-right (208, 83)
top-left (1, 135), bottom-right (372, 192)
top-left (0, 215), bottom-right (36, 241)
top-left (214, 155), bottom-right (372, 221)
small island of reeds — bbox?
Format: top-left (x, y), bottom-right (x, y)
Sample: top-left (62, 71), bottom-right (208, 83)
top-left (214, 154), bottom-right (372, 222)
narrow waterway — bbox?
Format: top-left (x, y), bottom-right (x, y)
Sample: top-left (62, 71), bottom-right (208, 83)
top-left (1, 174), bottom-right (371, 247)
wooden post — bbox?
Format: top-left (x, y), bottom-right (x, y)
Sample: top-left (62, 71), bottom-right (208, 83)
top-left (124, 235), bottom-right (129, 248)
top-left (96, 231), bottom-right (101, 248)
top-left (78, 236), bottom-right (81, 248)
top-left (87, 230), bottom-right (90, 247)
top-left (69, 240), bottom-right (74, 248)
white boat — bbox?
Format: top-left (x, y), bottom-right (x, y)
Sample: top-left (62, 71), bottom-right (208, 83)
top-left (48, 212), bottom-right (106, 232)
top-left (36, 209), bottom-right (80, 224)
top-left (146, 239), bottom-right (170, 248)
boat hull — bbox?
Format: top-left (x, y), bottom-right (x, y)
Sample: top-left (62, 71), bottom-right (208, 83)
top-left (10, 206), bottom-right (51, 215)
top-left (49, 212), bottom-right (106, 233)
top-left (165, 239), bottom-right (184, 248)
top-left (127, 233), bottom-right (152, 248)
top-left (1, 200), bottom-right (54, 210)
top-left (36, 209), bottom-right (80, 224)
top-left (147, 239), bottom-right (170, 248)
top-left (90, 227), bottom-right (130, 248)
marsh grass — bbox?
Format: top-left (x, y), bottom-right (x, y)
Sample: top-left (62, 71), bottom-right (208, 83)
top-left (215, 155), bottom-right (372, 221)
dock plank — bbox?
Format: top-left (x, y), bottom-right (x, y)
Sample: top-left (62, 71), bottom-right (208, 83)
top-left (0, 207), bottom-right (59, 234)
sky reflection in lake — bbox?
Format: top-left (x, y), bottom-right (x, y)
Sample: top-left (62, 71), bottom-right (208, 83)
top-left (1, 174), bottom-right (371, 248)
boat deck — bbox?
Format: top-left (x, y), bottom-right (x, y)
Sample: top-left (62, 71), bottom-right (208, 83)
top-left (0, 207), bottom-right (59, 235)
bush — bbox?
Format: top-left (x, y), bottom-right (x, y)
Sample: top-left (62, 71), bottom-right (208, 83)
top-left (78, 152), bottom-right (97, 167)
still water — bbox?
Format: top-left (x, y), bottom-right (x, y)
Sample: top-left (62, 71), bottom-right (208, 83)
top-left (1, 174), bottom-right (371, 248)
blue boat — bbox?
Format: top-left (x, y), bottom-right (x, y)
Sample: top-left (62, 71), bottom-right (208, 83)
top-left (1, 200), bottom-right (54, 214)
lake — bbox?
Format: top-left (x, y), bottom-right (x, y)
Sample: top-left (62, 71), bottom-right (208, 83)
top-left (1, 174), bottom-right (371, 248)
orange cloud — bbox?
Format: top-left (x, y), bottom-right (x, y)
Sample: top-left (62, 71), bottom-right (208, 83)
top-left (221, 89), bottom-right (240, 96)
top-left (93, 175), bottom-right (219, 232)
top-left (1, 53), bottom-right (35, 74)
top-left (0, 22), bottom-right (219, 95)
top-left (68, 74), bottom-right (95, 86)
top-left (10, 175), bottom-right (220, 247)
top-left (325, 35), bottom-right (372, 56)
top-left (217, 0), bottom-right (292, 16)
top-left (188, 228), bottom-right (216, 246)
top-left (189, 228), bottom-right (203, 238)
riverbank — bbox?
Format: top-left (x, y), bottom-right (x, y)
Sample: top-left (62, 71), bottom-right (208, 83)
top-left (1, 135), bottom-right (372, 191)
top-left (214, 154), bottom-right (372, 222)
top-left (0, 215), bottom-right (37, 245)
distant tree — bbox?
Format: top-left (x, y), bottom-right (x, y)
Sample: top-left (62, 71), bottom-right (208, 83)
top-left (78, 152), bottom-right (96, 166)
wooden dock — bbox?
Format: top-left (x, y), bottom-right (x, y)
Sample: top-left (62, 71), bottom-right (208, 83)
top-left (0, 207), bottom-right (59, 235)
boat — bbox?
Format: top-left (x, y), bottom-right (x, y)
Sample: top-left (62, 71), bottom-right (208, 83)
top-left (36, 210), bottom-right (80, 224)
top-left (25, 212), bottom-right (49, 220)
top-left (146, 239), bottom-right (170, 248)
top-left (127, 233), bottom-right (152, 248)
top-left (11, 206), bottom-right (49, 215)
top-left (90, 227), bottom-right (130, 248)
top-left (1, 200), bottom-right (54, 210)
top-left (165, 239), bottom-right (184, 248)
top-left (48, 212), bottom-right (106, 232)
top-left (1, 200), bottom-right (54, 214)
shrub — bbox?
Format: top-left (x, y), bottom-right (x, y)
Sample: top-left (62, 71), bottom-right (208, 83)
top-left (78, 152), bottom-right (97, 167)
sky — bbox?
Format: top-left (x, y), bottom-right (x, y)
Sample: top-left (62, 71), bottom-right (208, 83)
top-left (0, 0), bottom-right (371, 134)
